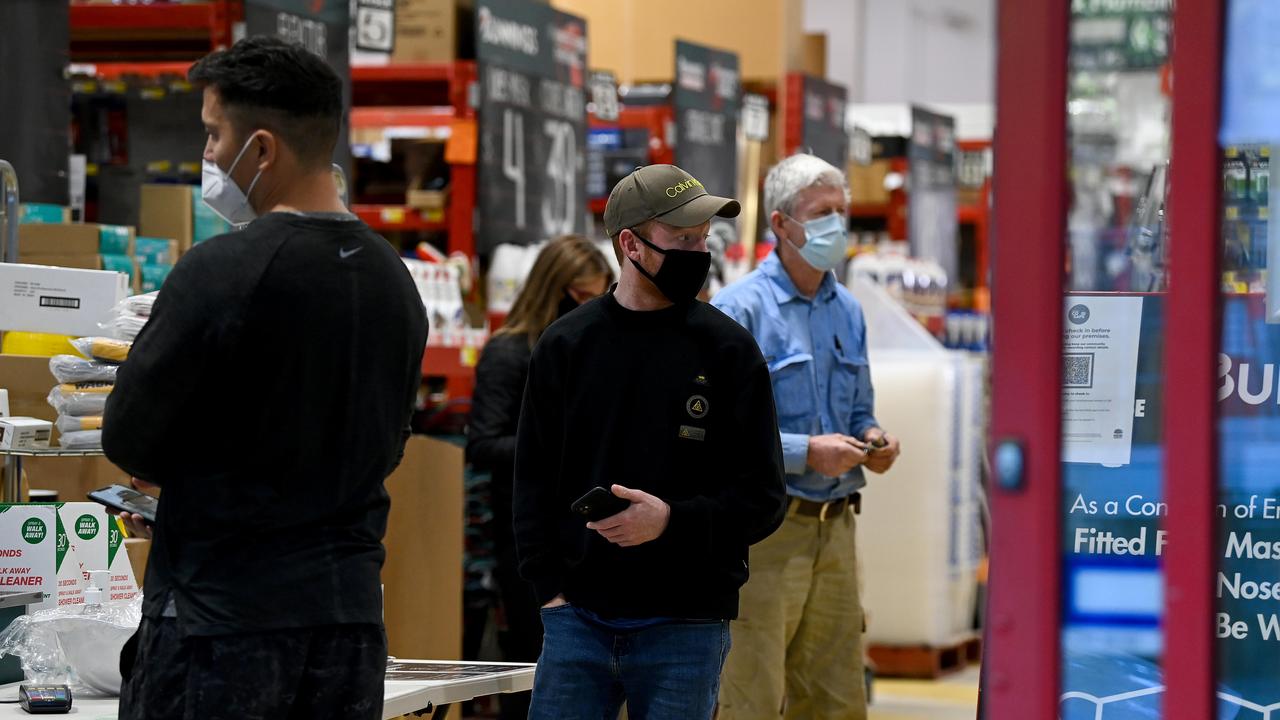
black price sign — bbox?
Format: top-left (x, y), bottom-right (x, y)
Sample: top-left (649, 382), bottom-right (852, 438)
top-left (245, 0), bottom-right (351, 171)
top-left (590, 71), bottom-right (619, 122)
top-left (800, 76), bottom-right (848, 168)
top-left (476, 0), bottom-right (588, 253)
top-left (908, 106), bottom-right (958, 282)
top-left (673, 40), bottom-right (740, 198)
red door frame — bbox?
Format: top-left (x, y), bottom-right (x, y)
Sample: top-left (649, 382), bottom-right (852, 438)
top-left (1163, 0), bottom-right (1224, 717)
top-left (987, 0), bottom-right (1068, 715)
top-left (989, 0), bottom-right (1223, 717)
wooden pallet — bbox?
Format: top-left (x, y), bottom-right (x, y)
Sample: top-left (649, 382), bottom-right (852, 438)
top-left (867, 635), bottom-right (982, 679)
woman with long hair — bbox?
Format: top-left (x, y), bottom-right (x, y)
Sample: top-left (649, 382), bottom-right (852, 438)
top-left (465, 235), bottom-right (612, 720)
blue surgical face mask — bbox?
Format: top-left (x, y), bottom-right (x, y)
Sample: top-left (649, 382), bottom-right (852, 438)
top-left (785, 211), bottom-right (849, 271)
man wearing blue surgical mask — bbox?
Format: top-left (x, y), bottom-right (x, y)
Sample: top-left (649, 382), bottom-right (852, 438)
top-left (713, 153), bottom-right (901, 720)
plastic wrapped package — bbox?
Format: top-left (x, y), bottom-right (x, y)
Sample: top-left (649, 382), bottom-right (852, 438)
top-left (55, 415), bottom-right (103, 434)
top-left (103, 313), bottom-right (148, 342)
top-left (47, 385), bottom-right (111, 417)
top-left (48, 355), bottom-right (118, 385)
top-left (59, 430), bottom-right (103, 450)
top-left (116, 293), bottom-right (158, 318)
top-left (0, 594), bottom-right (143, 695)
top-left (71, 337), bottom-right (131, 364)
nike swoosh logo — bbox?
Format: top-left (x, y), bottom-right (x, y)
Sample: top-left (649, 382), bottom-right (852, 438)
top-left (339, 246), bottom-right (365, 259)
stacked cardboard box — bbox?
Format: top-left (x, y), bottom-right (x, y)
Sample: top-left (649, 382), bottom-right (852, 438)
top-left (139, 184), bottom-right (230, 256)
top-left (16, 222), bottom-right (176, 294)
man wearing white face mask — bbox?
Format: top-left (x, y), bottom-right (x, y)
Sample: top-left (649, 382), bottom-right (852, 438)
top-left (103, 36), bottom-right (428, 720)
top-left (712, 154), bottom-right (901, 720)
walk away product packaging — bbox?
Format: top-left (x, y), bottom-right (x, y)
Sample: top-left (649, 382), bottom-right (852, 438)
top-left (58, 503), bottom-right (138, 603)
top-left (0, 505), bottom-right (74, 612)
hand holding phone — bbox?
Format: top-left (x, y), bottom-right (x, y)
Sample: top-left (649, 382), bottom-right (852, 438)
top-left (88, 484), bottom-right (158, 526)
top-left (570, 486), bottom-right (631, 522)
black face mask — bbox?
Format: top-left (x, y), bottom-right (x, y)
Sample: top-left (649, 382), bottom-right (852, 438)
top-left (630, 231), bottom-right (710, 304)
top-left (557, 291), bottom-right (580, 318)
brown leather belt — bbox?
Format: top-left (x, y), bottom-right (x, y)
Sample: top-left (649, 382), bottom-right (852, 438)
top-left (789, 493), bottom-right (861, 522)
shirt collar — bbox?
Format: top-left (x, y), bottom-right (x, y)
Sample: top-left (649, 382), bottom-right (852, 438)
top-left (760, 251), bottom-right (839, 304)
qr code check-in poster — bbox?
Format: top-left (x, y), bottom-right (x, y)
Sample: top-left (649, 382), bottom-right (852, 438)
top-left (1061, 296), bottom-right (1144, 466)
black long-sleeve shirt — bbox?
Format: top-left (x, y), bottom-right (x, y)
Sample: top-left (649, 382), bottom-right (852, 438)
top-left (103, 212), bottom-right (428, 636)
top-left (465, 332), bottom-right (532, 549)
top-left (513, 292), bottom-right (786, 620)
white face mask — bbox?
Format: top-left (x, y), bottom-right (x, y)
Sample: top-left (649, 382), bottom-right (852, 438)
top-left (202, 134), bottom-right (264, 227)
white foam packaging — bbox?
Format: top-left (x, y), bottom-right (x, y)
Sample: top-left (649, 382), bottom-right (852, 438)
top-left (848, 277), bottom-right (987, 647)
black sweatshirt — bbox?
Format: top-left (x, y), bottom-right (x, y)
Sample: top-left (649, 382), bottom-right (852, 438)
top-left (465, 332), bottom-right (532, 549)
top-left (513, 292), bottom-right (786, 620)
top-left (103, 212), bottom-right (428, 636)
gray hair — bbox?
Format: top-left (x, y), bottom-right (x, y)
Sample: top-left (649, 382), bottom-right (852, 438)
top-left (763, 153), bottom-right (851, 217)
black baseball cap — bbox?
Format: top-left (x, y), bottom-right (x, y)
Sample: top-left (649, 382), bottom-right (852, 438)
top-left (603, 164), bottom-right (741, 238)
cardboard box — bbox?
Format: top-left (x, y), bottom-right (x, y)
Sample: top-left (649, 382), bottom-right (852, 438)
top-left (0, 355), bottom-right (58, 423)
top-left (124, 538), bottom-right (149, 589)
top-left (850, 159), bottom-right (892, 206)
top-left (23, 455), bottom-right (130, 515)
top-left (407, 189), bottom-right (448, 211)
top-left (394, 0), bottom-right (464, 63)
top-left (18, 255), bottom-right (103, 271)
top-left (140, 184), bottom-right (194, 255)
top-left (17, 223), bottom-right (100, 256)
top-left (383, 435), bottom-right (463, 660)
top-left (0, 263), bottom-right (130, 337)
top-left (0, 417), bottom-right (52, 450)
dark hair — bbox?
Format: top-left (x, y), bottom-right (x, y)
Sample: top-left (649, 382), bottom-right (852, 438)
top-left (189, 36), bottom-right (343, 169)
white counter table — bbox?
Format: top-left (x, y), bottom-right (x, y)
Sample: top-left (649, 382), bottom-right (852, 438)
top-left (0, 660), bottom-right (536, 719)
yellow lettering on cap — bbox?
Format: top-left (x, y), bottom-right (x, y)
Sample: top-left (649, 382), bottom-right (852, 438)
top-left (665, 178), bottom-right (704, 197)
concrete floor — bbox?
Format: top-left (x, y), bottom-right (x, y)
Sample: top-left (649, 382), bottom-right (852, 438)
top-left (869, 666), bottom-right (981, 720)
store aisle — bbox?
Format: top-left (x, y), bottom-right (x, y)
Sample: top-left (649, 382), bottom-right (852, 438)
top-left (868, 666), bottom-right (980, 720)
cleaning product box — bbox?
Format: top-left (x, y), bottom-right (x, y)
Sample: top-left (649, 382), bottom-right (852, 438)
top-left (0, 418), bottom-right (52, 451)
top-left (0, 505), bottom-right (85, 612)
top-left (57, 503), bottom-right (138, 603)
top-left (133, 237), bottom-right (177, 266)
top-left (97, 225), bottom-right (135, 256)
top-left (139, 264), bottom-right (173, 293)
top-left (0, 264), bottom-right (129, 336)
top-left (19, 204), bottom-right (71, 225)
top-left (101, 254), bottom-right (139, 293)
top-left (191, 186), bottom-right (231, 244)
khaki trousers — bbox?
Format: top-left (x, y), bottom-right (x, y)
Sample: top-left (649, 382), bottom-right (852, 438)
top-left (718, 505), bottom-right (866, 720)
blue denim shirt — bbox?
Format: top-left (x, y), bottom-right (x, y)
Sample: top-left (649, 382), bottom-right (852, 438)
top-left (712, 253), bottom-right (879, 501)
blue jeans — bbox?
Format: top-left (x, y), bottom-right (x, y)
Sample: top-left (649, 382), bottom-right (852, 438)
top-left (529, 605), bottom-right (731, 720)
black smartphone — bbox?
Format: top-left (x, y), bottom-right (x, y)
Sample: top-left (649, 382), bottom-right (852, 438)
top-left (88, 484), bottom-right (158, 525)
top-left (570, 487), bottom-right (631, 522)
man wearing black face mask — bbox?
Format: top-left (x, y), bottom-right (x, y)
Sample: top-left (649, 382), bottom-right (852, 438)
top-left (513, 165), bottom-right (787, 720)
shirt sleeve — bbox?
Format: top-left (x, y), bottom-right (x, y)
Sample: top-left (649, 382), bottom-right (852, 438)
top-left (659, 348), bottom-right (787, 553)
top-left (466, 337), bottom-right (527, 473)
top-left (512, 344), bottom-right (567, 605)
top-left (780, 433), bottom-right (811, 474)
top-left (102, 250), bottom-right (231, 484)
top-left (848, 312), bottom-right (881, 439)
top-left (714, 290), bottom-right (810, 475)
